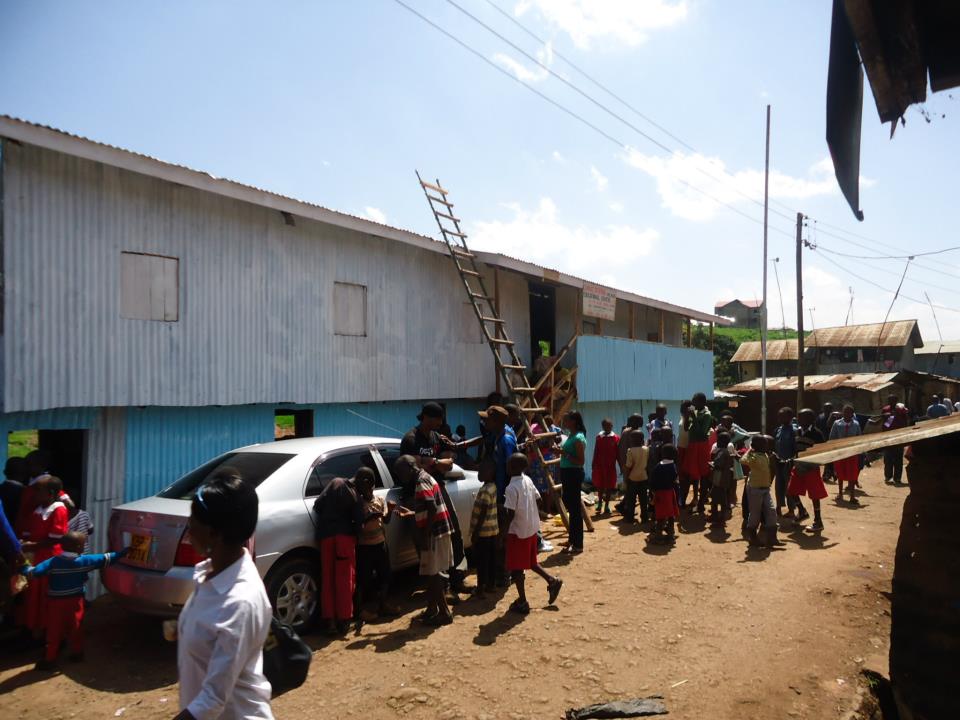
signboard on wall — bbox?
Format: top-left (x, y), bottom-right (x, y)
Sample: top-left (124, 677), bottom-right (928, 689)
top-left (582, 282), bottom-right (617, 321)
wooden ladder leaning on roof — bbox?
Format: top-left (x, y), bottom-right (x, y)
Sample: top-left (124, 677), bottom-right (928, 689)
top-left (416, 172), bottom-right (593, 537)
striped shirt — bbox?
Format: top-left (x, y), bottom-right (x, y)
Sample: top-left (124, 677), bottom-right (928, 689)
top-left (68, 509), bottom-right (93, 554)
top-left (469, 482), bottom-right (499, 539)
top-left (414, 470), bottom-right (452, 539)
top-left (25, 550), bottom-right (120, 598)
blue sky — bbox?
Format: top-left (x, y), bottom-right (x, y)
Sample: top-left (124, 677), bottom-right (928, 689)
top-left (2, 0), bottom-right (958, 340)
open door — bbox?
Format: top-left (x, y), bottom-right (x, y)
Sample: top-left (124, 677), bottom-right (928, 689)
top-left (529, 282), bottom-right (556, 366)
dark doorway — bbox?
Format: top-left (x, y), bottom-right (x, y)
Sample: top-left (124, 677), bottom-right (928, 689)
top-left (37, 429), bottom-right (87, 507)
top-left (529, 282), bottom-right (556, 363)
top-left (275, 409), bottom-right (314, 440)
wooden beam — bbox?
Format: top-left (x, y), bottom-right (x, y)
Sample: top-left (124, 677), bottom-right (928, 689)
top-left (629, 302), bottom-right (636, 340)
top-left (576, 289), bottom-right (583, 335)
top-left (597, 318), bottom-right (604, 336)
top-left (710, 322), bottom-right (715, 351)
top-left (659, 310), bottom-right (665, 344)
top-left (686, 318), bottom-right (692, 347)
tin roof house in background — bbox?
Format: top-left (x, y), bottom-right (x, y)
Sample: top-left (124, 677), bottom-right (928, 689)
top-left (913, 340), bottom-right (960, 380)
top-left (729, 339), bottom-right (801, 381)
top-left (713, 298), bottom-right (764, 329)
top-left (0, 116), bottom-right (724, 593)
top-left (807, 319), bottom-right (922, 373)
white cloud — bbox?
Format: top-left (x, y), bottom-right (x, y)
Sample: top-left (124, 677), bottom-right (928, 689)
top-left (493, 41), bottom-right (553, 83)
top-left (470, 197), bottom-right (657, 292)
top-left (608, 201), bottom-right (624, 213)
top-left (515, 0), bottom-right (688, 49)
top-left (590, 165), bottom-right (609, 192)
top-left (552, 150), bottom-right (566, 163)
top-left (363, 206), bottom-right (387, 224)
top-left (622, 150), bottom-right (843, 222)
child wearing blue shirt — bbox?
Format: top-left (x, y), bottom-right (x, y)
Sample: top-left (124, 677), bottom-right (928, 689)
top-left (23, 531), bottom-right (126, 670)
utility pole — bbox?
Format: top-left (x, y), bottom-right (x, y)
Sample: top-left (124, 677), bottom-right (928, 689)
top-left (795, 212), bottom-right (805, 411)
top-left (761, 104), bottom-right (771, 432)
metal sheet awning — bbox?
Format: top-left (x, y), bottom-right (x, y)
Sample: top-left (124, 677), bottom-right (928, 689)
top-left (797, 414), bottom-right (960, 465)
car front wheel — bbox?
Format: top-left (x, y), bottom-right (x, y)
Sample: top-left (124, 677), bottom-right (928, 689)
top-left (266, 556), bottom-right (319, 633)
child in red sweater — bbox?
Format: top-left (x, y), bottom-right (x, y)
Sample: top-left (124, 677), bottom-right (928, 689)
top-left (18, 476), bottom-right (69, 637)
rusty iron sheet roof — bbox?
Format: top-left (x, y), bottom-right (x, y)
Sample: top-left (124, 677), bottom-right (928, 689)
top-left (730, 339), bottom-right (799, 363)
top-left (724, 372), bottom-right (899, 394)
top-left (798, 414), bottom-right (960, 465)
top-left (806, 320), bottom-right (921, 349)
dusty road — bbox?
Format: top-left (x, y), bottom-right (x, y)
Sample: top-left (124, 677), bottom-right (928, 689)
top-left (1, 463), bottom-right (902, 719)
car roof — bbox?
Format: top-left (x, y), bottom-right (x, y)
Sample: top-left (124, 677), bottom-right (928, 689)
top-left (234, 435), bottom-right (401, 456)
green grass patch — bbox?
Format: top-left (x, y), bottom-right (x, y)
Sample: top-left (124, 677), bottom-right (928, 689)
top-left (714, 326), bottom-right (798, 344)
top-left (8, 430), bottom-right (38, 458)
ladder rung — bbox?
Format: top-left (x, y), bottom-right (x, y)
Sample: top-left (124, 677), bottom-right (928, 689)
top-left (490, 338), bottom-right (514, 345)
top-left (544, 457), bottom-right (562, 466)
top-left (511, 387), bottom-right (536, 393)
top-left (442, 228), bottom-right (467, 238)
top-left (421, 180), bottom-right (448, 195)
top-left (532, 432), bottom-right (560, 440)
top-left (460, 268), bottom-right (482, 278)
top-left (521, 406), bottom-right (547, 413)
top-left (426, 194), bottom-right (453, 207)
top-left (451, 247), bottom-right (474, 258)
top-left (480, 316), bottom-right (504, 324)
top-left (470, 292), bottom-right (494, 301)
top-left (437, 211), bottom-right (460, 223)
top-left (500, 364), bottom-right (526, 370)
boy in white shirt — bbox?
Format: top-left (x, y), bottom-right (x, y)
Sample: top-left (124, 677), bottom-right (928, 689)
top-left (503, 453), bottom-right (563, 614)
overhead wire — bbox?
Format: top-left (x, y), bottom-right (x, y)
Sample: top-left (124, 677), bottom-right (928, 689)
top-left (810, 243), bottom-right (960, 297)
top-left (391, 0), bottom-right (800, 238)
top-left (398, 0), bottom-right (957, 297)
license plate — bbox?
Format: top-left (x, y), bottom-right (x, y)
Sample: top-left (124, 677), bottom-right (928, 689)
top-left (127, 533), bottom-right (151, 564)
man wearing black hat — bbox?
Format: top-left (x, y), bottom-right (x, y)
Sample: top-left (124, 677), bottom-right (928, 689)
top-left (401, 402), bottom-right (476, 598)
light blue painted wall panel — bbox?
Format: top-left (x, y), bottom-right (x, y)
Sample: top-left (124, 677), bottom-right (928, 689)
top-left (124, 406), bottom-right (273, 501)
top-left (576, 335), bottom-right (714, 403)
top-left (123, 398), bottom-right (486, 501)
top-left (574, 399), bottom-right (683, 483)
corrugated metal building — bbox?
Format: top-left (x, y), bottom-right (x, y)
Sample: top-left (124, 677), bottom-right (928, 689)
top-left (0, 116), bottom-right (723, 589)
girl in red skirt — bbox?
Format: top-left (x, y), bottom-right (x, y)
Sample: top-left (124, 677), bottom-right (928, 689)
top-left (681, 392), bottom-right (714, 514)
top-left (18, 476), bottom-right (68, 636)
top-left (828, 405), bottom-right (862, 504)
top-left (788, 409), bottom-right (829, 530)
top-left (591, 419), bottom-right (620, 516)
top-left (650, 444), bottom-right (680, 543)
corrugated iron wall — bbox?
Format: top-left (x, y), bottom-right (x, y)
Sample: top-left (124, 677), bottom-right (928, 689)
top-left (123, 398), bottom-right (486, 501)
top-left (576, 335), bottom-right (714, 403)
top-left (84, 407), bottom-right (125, 597)
top-left (3, 142), bottom-right (520, 413)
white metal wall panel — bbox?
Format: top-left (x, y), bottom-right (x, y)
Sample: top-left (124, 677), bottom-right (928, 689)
top-left (84, 407), bottom-right (126, 598)
top-left (3, 143), bottom-right (512, 411)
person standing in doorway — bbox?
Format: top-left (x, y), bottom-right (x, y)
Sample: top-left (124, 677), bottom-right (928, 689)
top-left (312, 472), bottom-right (362, 636)
top-left (881, 394), bottom-right (909, 485)
top-left (559, 411), bottom-right (587, 554)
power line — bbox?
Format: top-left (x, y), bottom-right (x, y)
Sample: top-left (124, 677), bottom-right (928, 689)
top-left (392, 0), bottom-right (800, 238)
top-left (805, 243), bottom-right (960, 260)
top-left (446, 0), bottom-right (800, 226)
top-left (812, 251), bottom-right (959, 313)
top-left (810, 242), bottom-right (960, 297)
top-left (400, 0), bottom-right (957, 298)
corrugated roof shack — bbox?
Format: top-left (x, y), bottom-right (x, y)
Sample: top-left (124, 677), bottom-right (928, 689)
top-left (798, 415), bottom-right (960, 720)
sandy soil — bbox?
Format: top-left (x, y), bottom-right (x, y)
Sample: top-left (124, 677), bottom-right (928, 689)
top-left (0, 463), bottom-right (903, 719)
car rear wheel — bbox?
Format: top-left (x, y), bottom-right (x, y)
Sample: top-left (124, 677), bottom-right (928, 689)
top-left (266, 557), bottom-right (319, 633)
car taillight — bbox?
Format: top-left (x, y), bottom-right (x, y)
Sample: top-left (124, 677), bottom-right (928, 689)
top-left (173, 529), bottom-right (207, 567)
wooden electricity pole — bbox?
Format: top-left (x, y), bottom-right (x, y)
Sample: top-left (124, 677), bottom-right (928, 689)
top-left (795, 212), bottom-right (805, 411)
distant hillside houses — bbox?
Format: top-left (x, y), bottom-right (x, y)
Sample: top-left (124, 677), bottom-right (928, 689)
top-left (714, 298), bottom-right (764, 329)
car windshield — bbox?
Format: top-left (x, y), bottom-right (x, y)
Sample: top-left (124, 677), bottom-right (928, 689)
top-left (157, 452), bottom-right (295, 500)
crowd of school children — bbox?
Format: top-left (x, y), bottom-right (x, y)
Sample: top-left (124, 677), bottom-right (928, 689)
top-left (0, 451), bottom-right (121, 671)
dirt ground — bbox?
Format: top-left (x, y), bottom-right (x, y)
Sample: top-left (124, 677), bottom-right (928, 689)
top-left (1, 463), bottom-right (903, 719)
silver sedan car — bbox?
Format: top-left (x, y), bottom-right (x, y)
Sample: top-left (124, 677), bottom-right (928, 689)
top-left (103, 436), bottom-right (480, 631)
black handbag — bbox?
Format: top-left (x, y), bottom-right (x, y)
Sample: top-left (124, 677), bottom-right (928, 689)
top-left (262, 616), bottom-right (312, 696)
